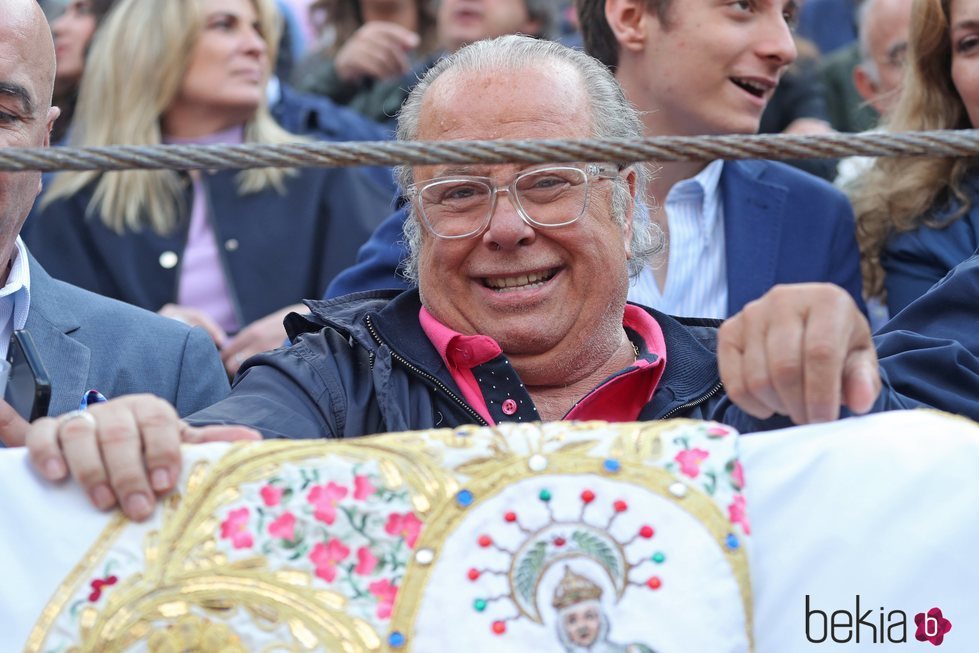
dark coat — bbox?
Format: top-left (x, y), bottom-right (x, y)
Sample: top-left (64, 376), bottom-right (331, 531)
top-left (188, 290), bottom-right (790, 438)
top-left (883, 180), bottom-right (979, 315)
top-left (25, 166), bottom-right (393, 330)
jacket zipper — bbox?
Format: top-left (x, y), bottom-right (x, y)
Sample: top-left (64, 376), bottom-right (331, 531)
top-left (660, 382), bottom-right (724, 419)
top-left (363, 314), bottom-right (488, 426)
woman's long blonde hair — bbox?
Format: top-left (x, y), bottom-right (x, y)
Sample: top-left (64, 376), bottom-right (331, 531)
top-left (850, 0), bottom-right (977, 300)
top-left (43, 0), bottom-right (298, 234)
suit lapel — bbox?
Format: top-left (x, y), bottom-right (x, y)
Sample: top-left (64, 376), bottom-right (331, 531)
top-left (24, 256), bottom-right (90, 416)
top-left (721, 160), bottom-right (788, 314)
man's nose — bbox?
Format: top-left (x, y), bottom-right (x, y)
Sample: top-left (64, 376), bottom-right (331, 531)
top-left (756, 13), bottom-right (797, 68)
top-left (481, 190), bottom-right (536, 250)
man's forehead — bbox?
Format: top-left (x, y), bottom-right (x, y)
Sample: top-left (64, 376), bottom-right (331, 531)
top-left (416, 63), bottom-right (590, 139)
top-left (0, 0), bottom-right (56, 111)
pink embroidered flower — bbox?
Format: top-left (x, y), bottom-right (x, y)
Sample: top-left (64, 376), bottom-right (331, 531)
top-left (707, 425), bottom-right (731, 438)
top-left (219, 507), bottom-right (254, 549)
top-left (728, 494), bottom-right (751, 535)
top-left (368, 578), bottom-right (399, 619)
top-left (384, 512), bottom-right (423, 548)
top-left (675, 448), bottom-right (710, 478)
top-left (260, 485), bottom-right (284, 507)
top-left (355, 546), bottom-right (378, 575)
top-left (308, 482), bottom-right (349, 524)
top-left (729, 460), bottom-right (745, 490)
top-left (268, 512), bottom-right (297, 541)
top-left (354, 475), bottom-right (376, 500)
top-left (310, 538), bottom-right (351, 582)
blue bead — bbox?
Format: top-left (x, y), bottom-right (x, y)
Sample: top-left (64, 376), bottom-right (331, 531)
top-left (726, 533), bottom-right (739, 550)
top-left (389, 632), bottom-right (406, 648)
top-left (456, 489), bottom-right (474, 507)
top-left (603, 459), bottom-right (621, 473)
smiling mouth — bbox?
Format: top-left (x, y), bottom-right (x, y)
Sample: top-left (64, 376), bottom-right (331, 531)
top-left (730, 77), bottom-right (770, 98)
top-left (482, 268), bottom-right (558, 292)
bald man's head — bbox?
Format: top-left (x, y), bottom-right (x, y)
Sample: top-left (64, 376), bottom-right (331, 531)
top-left (0, 0), bottom-right (61, 272)
top-left (2, 0), bottom-right (58, 111)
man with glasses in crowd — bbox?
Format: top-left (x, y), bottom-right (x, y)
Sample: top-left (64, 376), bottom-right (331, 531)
top-left (21, 35), bottom-right (924, 522)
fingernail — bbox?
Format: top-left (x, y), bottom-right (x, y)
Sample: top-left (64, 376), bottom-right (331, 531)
top-left (151, 468), bottom-right (171, 492)
top-left (125, 493), bottom-right (152, 519)
top-left (43, 458), bottom-right (65, 479)
top-left (91, 484), bottom-right (115, 510)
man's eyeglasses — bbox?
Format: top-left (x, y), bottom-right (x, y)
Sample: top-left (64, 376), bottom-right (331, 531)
top-left (407, 164), bottom-right (620, 239)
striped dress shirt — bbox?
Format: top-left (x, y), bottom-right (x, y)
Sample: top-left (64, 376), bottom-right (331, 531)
top-left (628, 160), bottom-right (728, 319)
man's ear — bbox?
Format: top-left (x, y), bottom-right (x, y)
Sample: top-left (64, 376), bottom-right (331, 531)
top-left (43, 106), bottom-right (60, 147)
top-left (622, 166), bottom-right (638, 258)
top-left (606, 0), bottom-right (651, 53)
top-left (852, 65), bottom-right (882, 112)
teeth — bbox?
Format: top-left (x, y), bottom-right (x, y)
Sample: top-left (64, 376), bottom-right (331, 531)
top-left (484, 270), bottom-right (554, 290)
top-left (733, 78), bottom-right (767, 96)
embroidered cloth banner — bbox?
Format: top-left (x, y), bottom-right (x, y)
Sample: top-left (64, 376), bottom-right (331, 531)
top-left (2, 410), bottom-right (977, 652)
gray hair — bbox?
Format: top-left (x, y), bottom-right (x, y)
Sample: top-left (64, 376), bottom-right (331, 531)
top-left (396, 34), bottom-right (661, 284)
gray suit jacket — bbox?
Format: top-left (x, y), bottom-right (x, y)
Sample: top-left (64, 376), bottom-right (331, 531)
top-left (26, 254), bottom-right (230, 416)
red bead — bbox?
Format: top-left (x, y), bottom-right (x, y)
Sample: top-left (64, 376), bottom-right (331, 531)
top-left (492, 621), bottom-right (506, 635)
top-left (91, 579), bottom-right (103, 590)
top-left (467, 568), bottom-right (480, 581)
top-left (553, 537), bottom-right (566, 547)
top-left (105, 575), bottom-right (118, 585)
top-left (504, 512), bottom-right (517, 523)
top-left (88, 591), bottom-right (100, 602)
top-left (478, 535), bottom-right (493, 548)
top-left (647, 576), bottom-right (662, 590)
top-left (581, 490), bottom-right (595, 503)
top-left (639, 525), bottom-right (654, 539)
top-left (613, 500), bottom-right (628, 512)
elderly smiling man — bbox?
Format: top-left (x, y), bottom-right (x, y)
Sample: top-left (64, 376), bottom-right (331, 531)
top-left (25, 35), bottom-right (940, 522)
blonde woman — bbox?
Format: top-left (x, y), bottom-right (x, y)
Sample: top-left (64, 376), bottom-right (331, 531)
top-left (851, 0), bottom-right (979, 316)
top-left (28, 0), bottom-right (392, 375)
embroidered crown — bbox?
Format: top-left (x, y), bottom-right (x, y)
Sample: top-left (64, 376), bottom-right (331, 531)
top-left (552, 566), bottom-right (603, 610)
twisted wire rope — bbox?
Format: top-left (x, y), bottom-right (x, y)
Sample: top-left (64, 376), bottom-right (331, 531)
top-left (2, 129), bottom-right (978, 172)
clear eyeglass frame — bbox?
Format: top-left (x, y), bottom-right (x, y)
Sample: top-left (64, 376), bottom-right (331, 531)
top-left (406, 163), bottom-right (620, 240)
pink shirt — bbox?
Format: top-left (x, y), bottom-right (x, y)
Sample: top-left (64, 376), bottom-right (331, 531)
top-left (419, 305), bottom-right (668, 425)
top-left (165, 126), bottom-right (244, 334)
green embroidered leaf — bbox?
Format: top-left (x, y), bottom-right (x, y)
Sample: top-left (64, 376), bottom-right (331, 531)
top-left (571, 531), bottom-right (619, 576)
top-left (515, 541), bottom-right (547, 602)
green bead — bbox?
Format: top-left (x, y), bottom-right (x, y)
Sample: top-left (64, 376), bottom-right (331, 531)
top-left (652, 552), bottom-right (665, 564)
top-left (474, 599), bottom-right (488, 612)
top-left (539, 489), bottom-right (552, 502)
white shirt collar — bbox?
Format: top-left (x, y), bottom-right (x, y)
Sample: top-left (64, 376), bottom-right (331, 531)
top-left (0, 237), bottom-right (32, 332)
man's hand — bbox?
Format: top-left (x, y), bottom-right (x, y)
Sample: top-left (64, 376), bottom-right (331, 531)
top-left (222, 304), bottom-right (302, 377)
top-left (26, 395), bottom-right (261, 521)
top-left (718, 284), bottom-right (880, 425)
top-left (333, 22), bottom-right (420, 84)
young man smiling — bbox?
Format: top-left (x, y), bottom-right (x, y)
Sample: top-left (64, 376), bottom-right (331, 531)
top-left (574, 0), bottom-right (866, 319)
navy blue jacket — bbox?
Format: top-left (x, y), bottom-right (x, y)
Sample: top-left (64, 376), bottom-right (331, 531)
top-left (883, 182), bottom-right (979, 315)
top-left (26, 166), bottom-right (393, 330)
top-left (324, 161), bottom-right (867, 317)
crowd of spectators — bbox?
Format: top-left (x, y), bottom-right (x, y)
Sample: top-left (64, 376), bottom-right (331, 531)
top-left (2, 0), bottom-right (976, 521)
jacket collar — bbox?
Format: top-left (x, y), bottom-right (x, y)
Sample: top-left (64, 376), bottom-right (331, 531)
top-left (299, 290), bottom-right (722, 417)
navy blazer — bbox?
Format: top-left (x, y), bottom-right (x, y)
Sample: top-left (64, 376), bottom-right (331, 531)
top-left (26, 166), bottom-right (394, 330)
top-left (882, 182), bottom-right (979, 316)
top-left (325, 160), bottom-right (867, 317)
top-left (720, 160), bottom-right (866, 315)
top-left (25, 253), bottom-right (229, 417)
